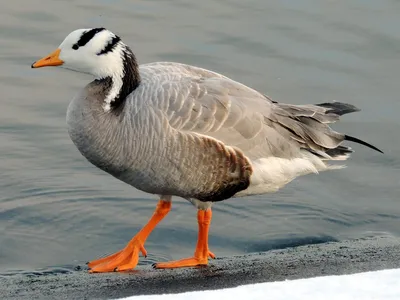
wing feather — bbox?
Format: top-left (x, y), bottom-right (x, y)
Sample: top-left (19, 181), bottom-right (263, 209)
top-left (140, 62), bottom-right (352, 162)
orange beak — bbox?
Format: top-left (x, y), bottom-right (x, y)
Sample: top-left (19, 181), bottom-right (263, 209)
top-left (31, 48), bottom-right (64, 68)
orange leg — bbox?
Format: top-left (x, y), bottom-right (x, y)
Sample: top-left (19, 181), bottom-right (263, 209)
top-left (154, 208), bottom-right (215, 269)
top-left (88, 199), bottom-right (171, 273)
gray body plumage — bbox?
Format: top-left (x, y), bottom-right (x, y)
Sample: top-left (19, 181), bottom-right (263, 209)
top-left (66, 62), bottom-right (373, 207)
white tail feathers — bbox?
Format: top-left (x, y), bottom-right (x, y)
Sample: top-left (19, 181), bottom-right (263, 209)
top-left (235, 151), bottom-right (345, 197)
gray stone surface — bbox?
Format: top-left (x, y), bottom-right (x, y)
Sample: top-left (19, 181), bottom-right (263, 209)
top-left (1, 235), bottom-right (399, 300)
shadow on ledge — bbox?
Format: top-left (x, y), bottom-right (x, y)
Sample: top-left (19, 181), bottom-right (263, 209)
top-left (1, 235), bottom-right (400, 300)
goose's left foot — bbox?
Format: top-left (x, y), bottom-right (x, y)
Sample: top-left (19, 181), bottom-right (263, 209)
top-left (153, 209), bottom-right (215, 269)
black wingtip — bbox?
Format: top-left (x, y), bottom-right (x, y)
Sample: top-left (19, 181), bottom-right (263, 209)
top-left (316, 102), bottom-right (361, 116)
top-left (344, 134), bottom-right (384, 154)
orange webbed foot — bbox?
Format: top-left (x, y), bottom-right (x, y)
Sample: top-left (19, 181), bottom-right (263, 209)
top-left (153, 249), bottom-right (215, 269)
top-left (153, 257), bottom-right (207, 269)
top-left (87, 199), bottom-right (171, 273)
top-left (153, 209), bottom-right (215, 269)
top-left (88, 238), bottom-right (147, 273)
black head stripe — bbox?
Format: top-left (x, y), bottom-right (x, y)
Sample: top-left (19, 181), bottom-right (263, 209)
top-left (97, 35), bottom-right (121, 55)
top-left (72, 27), bottom-right (106, 50)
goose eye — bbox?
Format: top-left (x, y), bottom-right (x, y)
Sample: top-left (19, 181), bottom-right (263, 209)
top-left (72, 44), bottom-right (79, 50)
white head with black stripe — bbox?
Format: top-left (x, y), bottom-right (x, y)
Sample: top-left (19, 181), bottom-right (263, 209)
top-left (32, 28), bottom-right (140, 111)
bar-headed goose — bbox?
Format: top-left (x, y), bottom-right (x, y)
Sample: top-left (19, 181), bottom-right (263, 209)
top-left (31, 28), bottom-right (383, 273)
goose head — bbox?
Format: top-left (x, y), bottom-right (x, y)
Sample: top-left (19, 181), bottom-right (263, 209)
top-left (32, 28), bottom-right (140, 111)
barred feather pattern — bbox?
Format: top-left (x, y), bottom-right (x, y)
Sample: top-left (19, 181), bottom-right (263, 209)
top-left (67, 61), bottom-right (377, 202)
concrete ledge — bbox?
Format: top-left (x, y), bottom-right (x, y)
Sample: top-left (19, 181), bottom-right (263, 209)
top-left (1, 235), bottom-right (400, 300)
